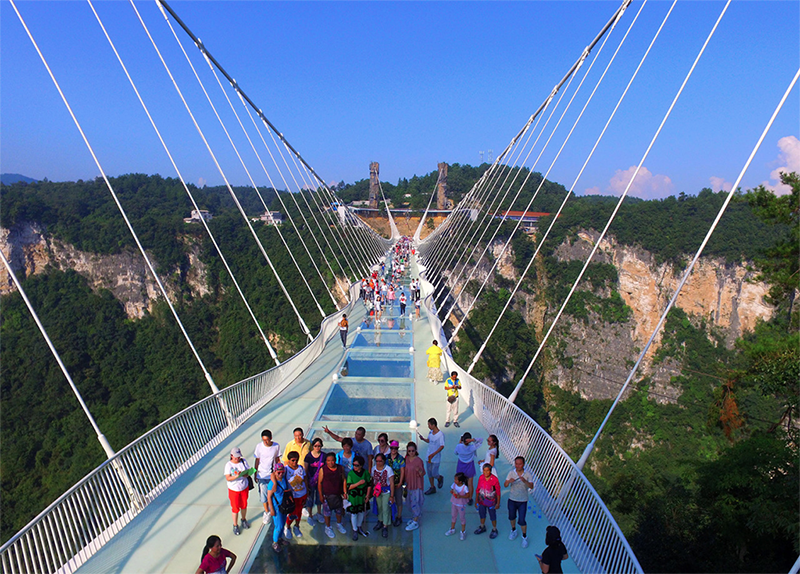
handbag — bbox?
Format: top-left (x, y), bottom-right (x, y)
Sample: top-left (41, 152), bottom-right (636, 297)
top-left (279, 485), bottom-right (295, 514)
top-left (447, 395), bottom-right (457, 404)
top-left (325, 494), bottom-right (343, 512)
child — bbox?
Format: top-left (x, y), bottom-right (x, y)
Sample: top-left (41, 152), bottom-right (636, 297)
top-left (284, 451), bottom-right (306, 540)
top-left (444, 472), bottom-right (469, 541)
top-left (474, 463), bottom-right (501, 538)
top-left (346, 455), bottom-right (372, 540)
top-left (195, 535), bottom-right (236, 574)
top-left (336, 437), bottom-right (355, 474)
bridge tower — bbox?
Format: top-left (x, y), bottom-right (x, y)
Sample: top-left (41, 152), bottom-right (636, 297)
top-left (436, 162), bottom-right (452, 210)
top-left (368, 161), bottom-right (380, 209)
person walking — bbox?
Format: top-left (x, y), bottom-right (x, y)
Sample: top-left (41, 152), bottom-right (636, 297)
top-left (444, 371), bottom-right (462, 428)
top-left (444, 472), bottom-right (469, 541)
top-left (224, 448), bottom-right (250, 536)
top-left (399, 292), bottom-right (407, 316)
top-left (339, 314), bottom-right (349, 349)
top-left (474, 463), bottom-right (501, 539)
top-left (403, 441), bottom-right (425, 531)
top-left (536, 525), bottom-right (569, 573)
top-left (346, 455), bottom-right (372, 540)
top-left (266, 462), bottom-right (292, 552)
top-left (426, 340), bottom-right (444, 384)
top-left (195, 535), bottom-right (236, 574)
top-left (318, 453), bottom-right (347, 538)
top-left (370, 453), bottom-right (394, 538)
top-left (418, 418), bottom-right (444, 494)
top-left (505, 456), bottom-right (534, 547)
top-left (254, 430), bottom-right (281, 526)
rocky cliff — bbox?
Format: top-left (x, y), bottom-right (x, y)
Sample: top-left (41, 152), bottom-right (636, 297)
top-left (0, 223), bottom-right (208, 318)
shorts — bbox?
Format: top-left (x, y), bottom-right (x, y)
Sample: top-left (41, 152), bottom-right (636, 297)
top-left (428, 367), bottom-right (443, 382)
top-left (305, 486), bottom-right (321, 509)
top-left (478, 503), bottom-right (497, 522)
top-left (405, 489), bottom-right (424, 518)
top-left (456, 459), bottom-right (476, 478)
top-left (322, 496), bottom-right (344, 518)
top-left (258, 478), bottom-right (270, 504)
top-left (508, 499), bottom-right (528, 526)
top-left (288, 495), bottom-right (307, 522)
top-left (228, 488), bottom-right (248, 513)
top-left (426, 460), bottom-right (440, 480)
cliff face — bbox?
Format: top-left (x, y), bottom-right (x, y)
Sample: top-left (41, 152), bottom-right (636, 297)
top-left (549, 231), bottom-right (773, 401)
top-left (0, 223), bottom-right (208, 318)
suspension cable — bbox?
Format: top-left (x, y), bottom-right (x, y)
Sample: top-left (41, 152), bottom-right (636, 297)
top-left (10, 0), bottom-right (222, 395)
top-left (508, 0), bottom-right (734, 405)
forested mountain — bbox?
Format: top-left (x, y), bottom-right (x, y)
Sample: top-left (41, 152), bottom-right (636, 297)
top-left (1, 171), bottom-right (797, 573)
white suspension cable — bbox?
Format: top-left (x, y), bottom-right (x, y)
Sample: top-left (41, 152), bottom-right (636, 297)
top-left (378, 180), bottom-right (401, 240)
top-left (10, 0), bottom-right (223, 398)
top-left (197, 52), bottom-right (329, 317)
top-left (468, 0), bottom-right (647, 371)
top-left (577, 64), bottom-right (800, 468)
top-left (413, 172), bottom-right (442, 243)
top-left (508, 0), bottom-right (734, 405)
top-left (87, 0), bottom-right (280, 365)
top-left (144, 0), bottom-right (313, 340)
top-left (0, 248), bottom-right (116, 458)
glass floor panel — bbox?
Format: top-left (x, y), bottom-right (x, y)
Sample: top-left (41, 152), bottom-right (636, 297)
top-left (351, 331), bottom-right (413, 349)
top-left (339, 357), bottom-right (412, 379)
top-left (247, 544), bottom-right (412, 574)
top-left (320, 382), bottom-right (412, 421)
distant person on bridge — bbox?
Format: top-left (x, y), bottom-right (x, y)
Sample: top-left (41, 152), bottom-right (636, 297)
top-left (339, 314), bottom-right (349, 349)
top-left (444, 371), bottom-right (462, 427)
top-left (426, 340), bottom-right (444, 384)
top-left (399, 292), bottom-right (407, 316)
top-left (195, 535), bottom-right (235, 574)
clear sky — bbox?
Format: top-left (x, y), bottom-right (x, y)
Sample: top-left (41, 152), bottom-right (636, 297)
top-left (1, 1), bottom-right (798, 199)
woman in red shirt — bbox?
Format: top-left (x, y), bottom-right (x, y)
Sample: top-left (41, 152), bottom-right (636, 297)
top-left (194, 535), bottom-right (236, 574)
top-left (474, 463), bottom-right (501, 538)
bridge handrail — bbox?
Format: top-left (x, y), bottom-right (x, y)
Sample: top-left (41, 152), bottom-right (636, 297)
top-left (0, 283), bottom-right (360, 574)
top-left (417, 260), bottom-right (643, 574)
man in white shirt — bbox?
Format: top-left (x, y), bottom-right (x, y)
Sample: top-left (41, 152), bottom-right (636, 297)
top-left (254, 429), bottom-right (281, 524)
top-left (417, 418), bottom-right (445, 494)
top-left (504, 455), bottom-right (534, 547)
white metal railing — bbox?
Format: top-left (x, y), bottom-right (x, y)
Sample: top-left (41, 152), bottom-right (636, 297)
top-left (417, 260), bottom-right (643, 574)
top-left (0, 282), bottom-right (361, 574)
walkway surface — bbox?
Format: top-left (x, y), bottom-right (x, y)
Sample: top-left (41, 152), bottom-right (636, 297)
top-left (76, 256), bottom-right (576, 574)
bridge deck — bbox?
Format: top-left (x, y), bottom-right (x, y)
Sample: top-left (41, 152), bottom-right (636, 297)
top-left (75, 259), bottom-right (577, 574)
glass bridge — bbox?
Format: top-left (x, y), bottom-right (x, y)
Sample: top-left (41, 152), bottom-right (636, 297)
top-left (0, 257), bottom-right (641, 574)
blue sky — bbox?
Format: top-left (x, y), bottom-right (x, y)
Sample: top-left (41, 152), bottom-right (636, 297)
top-left (1, 1), bottom-right (798, 199)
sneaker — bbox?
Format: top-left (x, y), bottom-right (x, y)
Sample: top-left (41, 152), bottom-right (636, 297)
top-left (521, 536), bottom-right (529, 549)
top-left (490, 529), bottom-right (498, 539)
top-left (459, 531), bottom-right (466, 541)
top-left (325, 526), bottom-right (335, 539)
top-left (453, 422), bottom-right (460, 428)
top-left (233, 524), bottom-right (240, 536)
top-left (352, 531), bottom-right (359, 541)
top-left (445, 528), bottom-right (456, 536)
top-left (272, 542), bottom-right (281, 553)
top-left (373, 521), bottom-right (384, 532)
top-left (357, 527), bottom-right (370, 538)
top-left (509, 529), bottom-right (519, 541)
top-left (444, 422), bottom-right (451, 427)
top-left (382, 527), bottom-right (388, 538)
top-left (284, 526), bottom-right (292, 540)
top-left (307, 515), bottom-right (315, 526)
top-left (392, 517), bottom-right (402, 527)
top-left (405, 521), bottom-right (419, 531)
top-left (240, 518), bottom-right (250, 530)
top-left (424, 487), bottom-right (436, 495)
top-left (293, 525), bottom-right (302, 538)
top-left (437, 476), bottom-right (444, 489)
top-left (262, 512), bottom-right (271, 526)
top-left (301, 507), bottom-right (310, 518)
top-left (315, 514), bottom-right (326, 524)
top-left (474, 525), bottom-right (486, 535)
top-left (336, 522), bottom-right (347, 534)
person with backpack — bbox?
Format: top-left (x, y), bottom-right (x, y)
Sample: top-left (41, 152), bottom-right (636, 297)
top-left (266, 462), bottom-right (293, 553)
top-left (318, 452), bottom-right (348, 539)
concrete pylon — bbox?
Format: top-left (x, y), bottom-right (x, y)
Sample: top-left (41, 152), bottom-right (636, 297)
top-left (436, 162), bottom-right (452, 209)
top-left (369, 162), bottom-right (380, 209)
